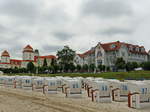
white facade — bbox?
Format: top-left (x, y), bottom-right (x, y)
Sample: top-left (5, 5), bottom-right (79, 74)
top-left (0, 45), bottom-right (56, 69)
top-left (1, 56), bottom-right (10, 63)
top-left (75, 41), bottom-right (149, 70)
top-left (74, 54), bottom-right (84, 66)
top-left (23, 52), bottom-right (34, 61)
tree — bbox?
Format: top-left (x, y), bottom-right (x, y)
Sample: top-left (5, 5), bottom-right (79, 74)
top-left (69, 63), bottom-right (76, 72)
top-left (82, 64), bottom-right (89, 72)
top-left (43, 58), bottom-right (48, 67)
top-left (50, 58), bottom-right (59, 73)
top-left (106, 66), bottom-right (110, 72)
top-left (76, 64), bottom-right (82, 72)
top-left (126, 62), bottom-right (133, 71)
top-left (132, 62), bottom-right (139, 69)
top-left (27, 62), bottom-right (35, 73)
top-left (98, 65), bottom-right (103, 72)
top-left (89, 64), bottom-right (96, 72)
top-left (102, 65), bottom-right (106, 72)
top-left (126, 62), bottom-right (139, 72)
top-left (115, 57), bottom-right (126, 70)
top-left (57, 46), bottom-right (75, 72)
top-left (142, 62), bottom-right (150, 70)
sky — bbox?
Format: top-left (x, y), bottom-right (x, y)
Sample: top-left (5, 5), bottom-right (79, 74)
top-left (0, 0), bottom-right (150, 59)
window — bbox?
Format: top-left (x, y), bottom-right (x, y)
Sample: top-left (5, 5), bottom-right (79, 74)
top-left (25, 80), bottom-right (30, 84)
top-left (122, 85), bottom-right (128, 91)
top-left (29, 54), bottom-right (32, 60)
top-left (141, 48), bottom-right (145, 52)
top-left (97, 51), bottom-right (102, 57)
top-left (57, 81), bottom-right (61, 85)
top-left (141, 88), bottom-right (148, 94)
top-left (102, 86), bottom-right (105, 91)
top-left (72, 84), bottom-right (79, 88)
top-left (8, 79), bottom-right (12, 82)
top-left (122, 52), bottom-right (125, 57)
top-left (110, 44), bottom-right (116, 49)
top-left (101, 85), bottom-right (108, 91)
top-left (49, 82), bottom-right (55, 86)
top-left (37, 81), bottom-right (43, 85)
top-left (129, 46), bottom-right (133, 51)
top-left (136, 47), bottom-right (139, 52)
top-left (105, 86), bottom-right (108, 91)
top-left (97, 60), bottom-right (102, 65)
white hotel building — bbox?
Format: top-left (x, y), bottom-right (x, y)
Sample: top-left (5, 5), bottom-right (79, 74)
top-left (74, 41), bottom-right (149, 70)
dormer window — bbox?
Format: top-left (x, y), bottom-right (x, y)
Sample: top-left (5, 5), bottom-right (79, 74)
top-left (129, 46), bottom-right (133, 51)
top-left (136, 47), bottom-right (139, 52)
top-left (110, 44), bottom-right (116, 49)
top-left (141, 48), bottom-right (145, 52)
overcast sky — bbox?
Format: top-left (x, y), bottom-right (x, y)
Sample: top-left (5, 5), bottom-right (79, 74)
top-left (0, 0), bottom-right (150, 59)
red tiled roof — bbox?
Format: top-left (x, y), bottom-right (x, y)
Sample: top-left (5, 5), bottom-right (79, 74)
top-left (99, 41), bottom-right (148, 54)
top-left (22, 60), bottom-right (34, 62)
top-left (39, 55), bottom-right (56, 59)
top-left (100, 41), bottom-right (121, 51)
top-left (34, 55), bottom-right (56, 62)
top-left (10, 59), bottom-right (22, 62)
top-left (77, 49), bottom-right (95, 58)
top-left (10, 59), bottom-right (22, 65)
top-left (78, 41), bottom-right (148, 58)
top-left (0, 63), bottom-right (11, 64)
top-left (24, 45), bottom-right (33, 50)
top-left (77, 54), bottom-right (84, 58)
top-left (1, 50), bottom-right (10, 57)
top-left (23, 45), bottom-right (33, 52)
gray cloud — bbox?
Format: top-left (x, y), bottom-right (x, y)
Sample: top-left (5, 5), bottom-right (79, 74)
top-left (42, 45), bottom-right (63, 53)
top-left (99, 28), bottom-right (134, 36)
top-left (82, 0), bottom-right (132, 18)
top-left (0, 0), bottom-right (41, 19)
top-left (53, 32), bottom-right (74, 41)
top-left (0, 0), bottom-right (149, 58)
top-left (0, 24), bottom-right (8, 33)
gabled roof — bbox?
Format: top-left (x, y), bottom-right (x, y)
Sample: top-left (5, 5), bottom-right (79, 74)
top-left (23, 45), bottom-right (33, 52)
top-left (99, 41), bottom-right (148, 54)
top-left (77, 41), bottom-right (148, 58)
top-left (100, 41), bottom-right (121, 51)
top-left (1, 50), bottom-right (10, 57)
top-left (77, 54), bottom-right (84, 58)
top-left (77, 49), bottom-right (95, 58)
top-left (24, 45), bottom-right (33, 50)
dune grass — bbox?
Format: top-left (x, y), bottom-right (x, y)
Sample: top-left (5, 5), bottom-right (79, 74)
top-left (5, 71), bottom-right (150, 80)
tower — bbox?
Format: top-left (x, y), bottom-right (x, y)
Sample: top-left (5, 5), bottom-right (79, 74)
top-left (1, 50), bottom-right (10, 63)
top-left (34, 49), bottom-right (39, 57)
top-left (23, 45), bottom-right (34, 61)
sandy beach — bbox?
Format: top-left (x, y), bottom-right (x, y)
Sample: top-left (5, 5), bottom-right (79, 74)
top-left (0, 87), bottom-right (149, 112)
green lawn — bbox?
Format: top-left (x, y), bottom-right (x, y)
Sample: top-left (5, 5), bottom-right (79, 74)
top-left (5, 71), bottom-right (150, 80)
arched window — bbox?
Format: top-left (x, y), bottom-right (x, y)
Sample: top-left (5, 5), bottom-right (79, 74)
top-left (97, 51), bottom-right (102, 57)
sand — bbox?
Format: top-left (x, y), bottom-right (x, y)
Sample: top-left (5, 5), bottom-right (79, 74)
top-left (0, 87), bottom-right (149, 112)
